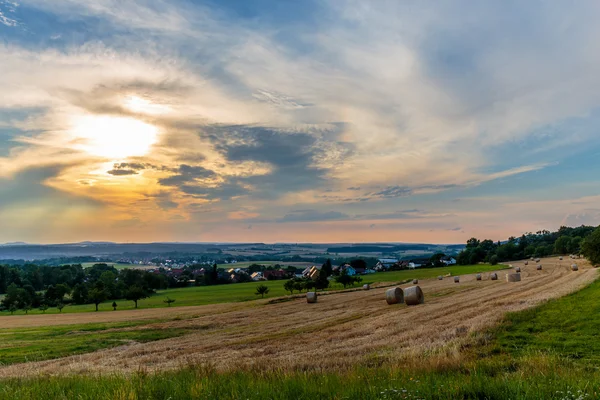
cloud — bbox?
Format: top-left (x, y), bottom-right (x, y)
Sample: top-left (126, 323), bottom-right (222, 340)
top-left (158, 164), bottom-right (216, 186)
top-left (277, 210), bottom-right (350, 223)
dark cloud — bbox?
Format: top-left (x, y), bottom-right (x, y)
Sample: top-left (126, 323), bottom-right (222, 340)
top-left (107, 162), bottom-right (151, 176)
top-left (448, 227), bottom-right (462, 231)
top-left (158, 164), bottom-right (216, 186)
top-left (347, 186), bottom-right (361, 191)
top-left (107, 169), bottom-right (138, 176)
top-left (179, 180), bottom-right (248, 201)
top-left (0, 165), bottom-right (101, 208)
top-left (202, 125), bottom-right (352, 198)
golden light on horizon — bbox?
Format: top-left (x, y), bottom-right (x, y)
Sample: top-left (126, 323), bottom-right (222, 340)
top-left (71, 115), bottom-right (159, 159)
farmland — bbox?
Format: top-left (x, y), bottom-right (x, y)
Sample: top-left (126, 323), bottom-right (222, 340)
top-left (0, 256), bottom-right (596, 399)
top-left (0, 264), bottom-right (504, 316)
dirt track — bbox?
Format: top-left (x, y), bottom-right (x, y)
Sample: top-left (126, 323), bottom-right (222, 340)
top-left (0, 257), bottom-right (595, 377)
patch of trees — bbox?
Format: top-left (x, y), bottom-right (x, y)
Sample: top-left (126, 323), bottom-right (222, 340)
top-left (457, 225), bottom-right (597, 265)
top-left (0, 263), bottom-right (168, 313)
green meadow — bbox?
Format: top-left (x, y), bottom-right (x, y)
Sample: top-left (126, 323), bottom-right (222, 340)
top-left (0, 264), bottom-right (506, 315)
top-left (0, 321), bottom-right (186, 366)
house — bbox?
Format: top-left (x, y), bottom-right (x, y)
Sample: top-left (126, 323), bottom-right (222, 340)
top-left (251, 272), bottom-right (264, 281)
top-left (340, 264), bottom-right (357, 276)
top-left (304, 265), bottom-right (322, 281)
top-left (376, 258), bottom-right (398, 270)
top-left (263, 269), bottom-right (287, 280)
top-left (442, 257), bottom-right (457, 265)
top-left (408, 258), bottom-right (431, 269)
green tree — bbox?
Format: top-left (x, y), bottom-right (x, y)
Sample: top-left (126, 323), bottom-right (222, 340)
top-left (112, 301), bottom-right (118, 311)
top-left (71, 283), bottom-right (88, 305)
top-left (23, 303), bottom-right (32, 314)
top-left (87, 288), bottom-right (107, 312)
top-left (39, 304), bottom-right (49, 313)
top-left (582, 227), bottom-right (600, 265)
top-left (490, 255), bottom-right (499, 265)
top-left (321, 259), bottom-right (333, 277)
top-left (163, 297), bottom-right (176, 307)
top-left (554, 236), bottom-right (572, 254)
top-left (56, 302), bottom-right (65, 313)
top-left (125, 286), bottom-right (148, 308)
top-left (283, 280), bottom-right (295, 295)
top-left (255, 284), bottom-right (270, 298)
top-left (9, 304), bottom-right (17, 315)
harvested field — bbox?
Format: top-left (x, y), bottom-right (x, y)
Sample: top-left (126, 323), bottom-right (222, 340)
top-left (0, 257), bottom-right (595, 378)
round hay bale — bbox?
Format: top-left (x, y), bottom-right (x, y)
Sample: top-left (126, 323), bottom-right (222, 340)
top-left (437, 275), bottom-right (443, 280)
top-left (524, 261), bottom-right (529, 265)
top-left (515, 267), bottom-right (521, 273)
top-left (306, 292), bottom-right (317, 303)
top-left (476, 274), bottom-right (482, 281)
top-left (506, 273), bottom-right (521, 282)
top-left (537, 265), bottom-right (542, 270)
top-left (404, 286), bottom-right (424, 306)
top-left (454, 276), bottom-right (460, 283)
top-left (385, 287), bottom-right (404, 305)
top-left (531, 257), bottom-right (535, 261)
top-left (559, 256), bottom-right (563, 261)
top-left (412, 279), bottom-right (418, 284)
top-left (363, 284), bottom-right (370, 290)
top-left (535, 258), bottom-right (541, 263)
top-left (490, 273), bottom-right (498, 280)
top-left (571, 264), bottom-right (579, 271)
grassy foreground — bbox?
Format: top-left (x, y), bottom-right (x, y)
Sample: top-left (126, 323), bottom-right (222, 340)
top-left (0, 321), bottom-right (186, 365)
top-left (1, 276), bottom-right (599, 399)
top-left (1, 264), bottom-right (504, 315)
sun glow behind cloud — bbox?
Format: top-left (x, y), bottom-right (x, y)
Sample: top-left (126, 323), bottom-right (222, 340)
top-left (70, 115), bottom-right (159, 159)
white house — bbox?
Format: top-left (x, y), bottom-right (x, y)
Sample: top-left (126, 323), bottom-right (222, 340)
top-left (376, 258), bottom-right (398, 270)
top-left (442, 257), bottom-right (457, 265)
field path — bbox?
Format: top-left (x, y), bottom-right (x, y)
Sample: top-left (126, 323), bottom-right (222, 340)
top-left (0, 256), bottom-right (595, 377)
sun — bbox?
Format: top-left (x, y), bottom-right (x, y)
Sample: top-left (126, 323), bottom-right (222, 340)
top-left (71, 115), bottom-right (159, 159)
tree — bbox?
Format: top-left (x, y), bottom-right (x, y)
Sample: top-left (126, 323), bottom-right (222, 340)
top-left (87, 288), bottom-right (107, 312)
top-left (39, 304), bottom-right (49, 313)
top-left (163, 297), bottom-right (176, 307)
top-left (23, 303), bottom-right (32, 314)
top-left (335, 271), bottom-right (362, 288)
top-left (112, 301), bottom-right (118, 311)
top-left (71, 283), bottom-right (88, 305)
top-left (255, 284), bottom-right (270, 298)
top-left (582, 227), bottom-right (600, 265)
top-left (9, 304), bottom-right (17, 315)
top-left (315, 269), bottom-right (330, 291)
top-left (321, 259), bottom-right (333, 277)
top-left (490, 255), bottom-right (499, 265)
top-left (283, 280), bottom-right (295, 295)
top-left (554, 236), bottom-right (572, 254)
top-left (56, 302), bottom-right (65, 313)
top-left (125, 286), bottom-right (148, 308)
top-left (430, 253), bottom-right (446, 268)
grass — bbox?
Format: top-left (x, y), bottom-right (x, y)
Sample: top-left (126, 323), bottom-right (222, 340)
top-left (80, 262), bottom-right (140, 270)
top-left (0, 271), bottom-right (599, 399)
top-left (0, 264), bottom-right (505, 316)
top-left (480, 277), bottom-right (600, 364)
top-left (216, 261), bottom-right (313, 269)
top-left (0, 320), bottom-right (187, 366)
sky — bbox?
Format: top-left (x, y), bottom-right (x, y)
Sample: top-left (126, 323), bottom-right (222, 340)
top-left (1, 0), bottom-right (600, 244)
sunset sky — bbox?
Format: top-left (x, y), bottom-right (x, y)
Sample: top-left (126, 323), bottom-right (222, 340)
top-left (1, 1), bottom-right (600, 244)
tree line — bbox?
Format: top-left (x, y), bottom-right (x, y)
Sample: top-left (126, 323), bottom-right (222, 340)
top-left (457, 225), bottom-right (599, 265)
top-left (0, 263), bottom-right (168, 313)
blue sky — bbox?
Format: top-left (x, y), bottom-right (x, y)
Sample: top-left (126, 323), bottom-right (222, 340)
top-left (1, 0), bottom-right (600, 244)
